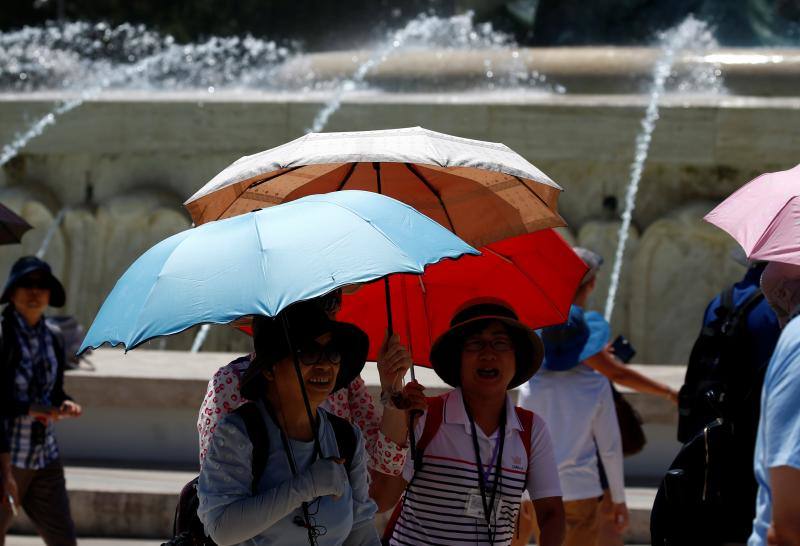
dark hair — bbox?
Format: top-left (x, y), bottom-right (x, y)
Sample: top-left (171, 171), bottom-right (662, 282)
top-left (240, 314), bottom-right (297, 401)
top-left (240, 354), bottom-right (273, 401)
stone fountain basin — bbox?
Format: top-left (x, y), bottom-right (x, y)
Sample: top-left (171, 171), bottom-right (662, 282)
top-left (0, 90), bottom-right (798, 366)
top-left (274, 46), bottom-right (800, 95)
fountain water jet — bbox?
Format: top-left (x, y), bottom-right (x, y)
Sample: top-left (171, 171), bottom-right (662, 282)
top-left (603, 15), bottom-right (722, 323)
top-left (35, 206), bottom-right (68, 259)
top-left (307, 11), bottom-right (558, 133)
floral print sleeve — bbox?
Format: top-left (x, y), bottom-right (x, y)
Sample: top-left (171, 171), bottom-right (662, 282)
top-left (197, 356), bottom-right (250, 465)
top-left (341, 377), bottom-right (408, 476)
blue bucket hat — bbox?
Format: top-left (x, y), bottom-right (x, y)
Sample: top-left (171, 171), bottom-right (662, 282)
top-left (541, 305), bottom-right (610, 371)
top-left (0, 256), bottom-right (66, 308)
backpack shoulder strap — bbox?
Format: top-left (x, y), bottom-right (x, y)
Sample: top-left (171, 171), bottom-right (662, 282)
top-left (721, 287), bottom-right (764, 337)
top-left (383, 394), bottom-right (447, 545)
top-left (719, 286), bottom-right (735, 315)
top-left (415, 394), bottom-right (447, 468)
top-left (734, 288), bottom-right (764, 321)
top-left (514, 406), bottom-right (534, 464)
top-left (327, 413), bottom-right (357, 472)
top-left (234, 402), bottom-right (270, 495)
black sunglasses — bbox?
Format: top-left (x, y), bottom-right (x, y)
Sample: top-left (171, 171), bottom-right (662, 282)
top-left (295, 341), bottom-right (342, 366)
top-left (16, 277), bottom-right (50, 290)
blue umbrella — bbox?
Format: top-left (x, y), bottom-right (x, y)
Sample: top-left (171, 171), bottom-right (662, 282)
top-left (80, 190), bottom-right (479, 353)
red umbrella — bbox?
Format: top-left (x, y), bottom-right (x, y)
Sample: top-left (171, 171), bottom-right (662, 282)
top-left (337, 229), bottom-right (587, 366)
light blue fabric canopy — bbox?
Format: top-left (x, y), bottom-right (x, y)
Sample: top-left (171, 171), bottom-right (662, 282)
top-left (80, 191), bottom-right (478, 352)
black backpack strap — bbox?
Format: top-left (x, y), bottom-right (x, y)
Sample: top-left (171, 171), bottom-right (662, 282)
top-left (732, 288), bottom-right (764, 324)
top-left (234, 402), bottom-right (270, 495)
top-left (327, 413), bottom-right (357, 472)
top-left (719, 286), bottom-right (735, 314)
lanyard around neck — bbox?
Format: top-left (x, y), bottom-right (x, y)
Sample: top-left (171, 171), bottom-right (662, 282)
top-left (464, 397), bottom-right (506, 544)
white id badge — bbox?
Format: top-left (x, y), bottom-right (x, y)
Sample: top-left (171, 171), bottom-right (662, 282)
top-left (464, 490), bottom-right (485, 518)
top-left (464, 490), bottom-right (502, 520)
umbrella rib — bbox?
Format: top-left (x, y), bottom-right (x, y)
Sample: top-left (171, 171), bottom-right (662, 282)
top-left (335, 163), bottom-right (358, 192)
top-left (248, 165), bottom-right (304, 190)
top-left (512, 175), bottom-right (552, 209)
top-left (404, 163), bottom-right (456, 232)
top-left (485, 242), bottom-right (567, 322)
top-left (481, 246), bottom-right (515, 266)
top-left (214, 167), bottom-right (304, 220)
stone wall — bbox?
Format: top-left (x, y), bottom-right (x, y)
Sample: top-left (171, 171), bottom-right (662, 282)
top-left (1, 92), bottom-right (797, 360)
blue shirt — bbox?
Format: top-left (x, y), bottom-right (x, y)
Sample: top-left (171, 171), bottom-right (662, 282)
top-left (198, 401), bottom-right (378, 545)
top-left (703, 265), bottom-right (780, 373)
top-left (749, 315), bottom-right (800, 545)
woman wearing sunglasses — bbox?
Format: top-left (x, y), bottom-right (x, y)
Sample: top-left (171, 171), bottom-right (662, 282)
top-left (197, 301), bottom-right (383, 545)
top-left (197, 289), bottom-right (423, 485)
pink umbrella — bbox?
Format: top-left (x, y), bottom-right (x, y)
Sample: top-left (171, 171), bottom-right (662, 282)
top-left (705, 164), bottom-right (800, 265)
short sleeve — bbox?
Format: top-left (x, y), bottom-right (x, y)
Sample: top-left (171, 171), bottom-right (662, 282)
top-left (525, 414), bottom-right (562, 500)
top-left (764, 350), bottom-right (800, 471)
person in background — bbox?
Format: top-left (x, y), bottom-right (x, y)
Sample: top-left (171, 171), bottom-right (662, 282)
top-left (372, 300), bottom-right (565, 546)
top-left (0, 256), bottom-right (82, 546)
top-left (198, 289), bottom-right (421, 490)
top-left (198, 301), bottom-right (395, 545)
top-left (519, 305), bottom-right (628, 546)
top-left (570, 247), bottom-right (677, 546)
top-left (572, 247), bottom-right (679, 404)
top-left (748, 261), bottom-right (800, 546)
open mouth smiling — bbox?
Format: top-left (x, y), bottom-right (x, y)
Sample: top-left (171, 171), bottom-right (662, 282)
top-left (476, 367), bottom-right (500, 379)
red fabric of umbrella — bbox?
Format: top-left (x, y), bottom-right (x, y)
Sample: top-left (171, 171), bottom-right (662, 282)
top-left (337, 229), bottom-right (587, 366)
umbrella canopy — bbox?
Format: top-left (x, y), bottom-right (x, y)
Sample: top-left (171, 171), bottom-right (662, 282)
top-left (79, 191), bottom-right (478, 353)
top-left (185, 127), bottom-right (565, 247)
top-left (0, 203), bottom-right (32, 245)
top-left (705, 164), bottom-right (800, 265)
top-left (336, 229), bottom-right (587, 366)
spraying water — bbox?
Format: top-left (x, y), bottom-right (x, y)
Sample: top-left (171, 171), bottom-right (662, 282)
top-left (35, 206), bottom-right (68, 259)
top-left (307, 11), bottom-right (559, 133)
top-left (603, 16), bottom-right (722, 322)
top-left (0, 25), bottom-right (298, 168)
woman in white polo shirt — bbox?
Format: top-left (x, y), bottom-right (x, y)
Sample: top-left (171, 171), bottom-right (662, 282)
top-left (373, 300), bottom-right (565, 546)
top-left (518, 305), bottom-right (628, 546)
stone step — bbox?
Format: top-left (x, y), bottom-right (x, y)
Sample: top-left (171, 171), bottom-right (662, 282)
top-left (56, 349), bottom-right (683, 482)
top-left (8, 466), bottom-right (656, 544)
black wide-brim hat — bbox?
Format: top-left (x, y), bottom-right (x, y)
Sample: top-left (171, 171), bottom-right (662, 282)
top-left (244, 299), bottom-right (368, 394)
top-left (430, 299), bottom-right (544, 389)
top-left (0, 256), bottom-right (66, 308)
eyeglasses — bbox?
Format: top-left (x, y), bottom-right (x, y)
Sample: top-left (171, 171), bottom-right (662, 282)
top-left (296, 341), bottom-right (342, 366)
top-left (462, 338), bottom-right (514, 353)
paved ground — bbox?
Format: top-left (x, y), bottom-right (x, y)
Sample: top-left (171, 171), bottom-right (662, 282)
top-left (7, 538), bottom-right (162, 546)
top-left (6, 536), bottom-right (652, 546)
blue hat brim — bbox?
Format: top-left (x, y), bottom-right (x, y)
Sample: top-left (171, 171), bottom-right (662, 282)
top-left (578, 311), bottom-right (610, 362)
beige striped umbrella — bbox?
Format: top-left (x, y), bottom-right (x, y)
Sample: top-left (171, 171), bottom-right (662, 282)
top-left (185, 127), bottom-right (565, 248)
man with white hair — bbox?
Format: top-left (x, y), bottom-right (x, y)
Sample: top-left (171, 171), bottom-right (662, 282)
top-left (750, 261), bottom-right (800, 546)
